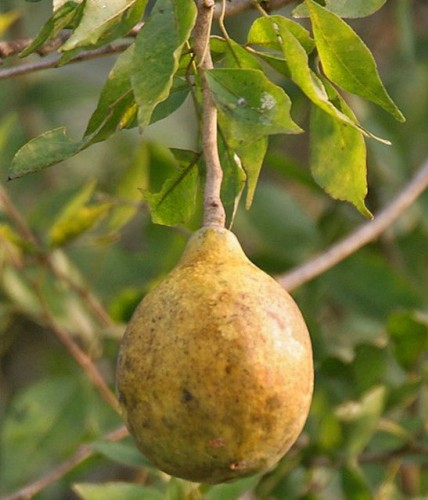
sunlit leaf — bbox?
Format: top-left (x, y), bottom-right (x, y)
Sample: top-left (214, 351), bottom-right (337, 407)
top-left (60, 0), bottom-right (146, 52)
top-left (207, 68), bottom-right (302, 148)
top-left (310, 81), bottom-right (372, 218)
top-left (131, 0), bottom-right (196, 128)
top-left (19, 2), bottom-right (82, 57)
top-left (0, 10), bottom-right (20, 37)
top-left (306, 0), bottom-right (405, 122)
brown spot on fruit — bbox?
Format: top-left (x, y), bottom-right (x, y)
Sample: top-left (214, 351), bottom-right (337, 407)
top-left (208, 437), bottom-right (225, 448)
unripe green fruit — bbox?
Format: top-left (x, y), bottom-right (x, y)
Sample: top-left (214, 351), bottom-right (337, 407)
top-left (116, 227), bottom-right (313, 483)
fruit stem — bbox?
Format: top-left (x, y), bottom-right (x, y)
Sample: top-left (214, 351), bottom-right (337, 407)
top-left (194, 0), bottom-right (226, 229)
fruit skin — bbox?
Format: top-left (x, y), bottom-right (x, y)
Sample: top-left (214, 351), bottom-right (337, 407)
top-left (116, 227), bottom-right (313, 484)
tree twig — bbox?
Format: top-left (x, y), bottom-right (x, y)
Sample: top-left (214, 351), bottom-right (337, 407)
top-left (277, 157), bottom-right (428, 290)
top-left (0, 40), bottom-right (132, 81)
top-left (194, 0), bottom-right (226, 228)
top-left (0, 426), bottom-right (129, 500)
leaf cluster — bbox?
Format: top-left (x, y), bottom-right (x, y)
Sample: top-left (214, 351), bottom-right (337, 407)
top-left (8, 0), bottom-right (404, 225)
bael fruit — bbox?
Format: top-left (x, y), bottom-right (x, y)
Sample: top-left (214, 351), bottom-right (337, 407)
top-left (116, 227), bottom-right (313, 483)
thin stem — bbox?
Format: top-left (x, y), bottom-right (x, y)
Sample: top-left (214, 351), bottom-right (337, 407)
top-left (1, 426), bottom-right (129, 500)
top-left (277, 157), bottom-right (428, 290)
top-left (0, 41), bottom-right (132, 81)
top-left (194, 0), bottom-right (226, 228)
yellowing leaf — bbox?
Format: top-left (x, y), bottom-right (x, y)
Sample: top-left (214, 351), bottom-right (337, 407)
top-left (48, 181), bottom-right (111, 247)
top-left (0, 10), bottom-right (20, 36)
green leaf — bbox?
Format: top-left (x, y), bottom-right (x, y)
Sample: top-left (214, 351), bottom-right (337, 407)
top-left (84, 45), bottom-right (136, 142)
top-left (19, 2), bottom-right (82, 57)
top-left (294, 0), bottom-right (387, 19)
top-left (340, 462), bottom-right (372, 500)
top-left (306, 0), bottom-right (405, 122)
top-left (206, 68), bottom-right (302, 147)
top-left (73, 482), bottom-right (164, 500)
top-left (107, 142), bottom-right (149, 232)
top-left (0, 377), bottom-right (102, 492)
top-left (1, 266), bottom-right (42, 319)
top-left (131, 0), bottom-right (197, 128)
top-left (211, 37), bottom-right (263, 70)
top-left (144, 150), bottom-right (200, 226)
top-left (247, 16), bottom-right (315, 78)
top-left (387, 310), bottom-right (428, 370)
top-left (92, 439), bottom-right (154, 468)
top-left (218, 137), bottom-right (246, 226)
top-left (204, 475), bottom-right (261, 500)
top-left (237, 138), bottom-right (268, 210)
top-left (336, 386), bottom-right (386, 455)
top-left (60, 0), bottom-right (146, 52)
top-left (248, 15), bottom-right (315, 54)
top-left (266, 20), bottom-right (359, 130)
top-left (310, 81), bottom-right (372, 218)
top-left (150, 76), bottom-right (190, 124)
top-left (9, 127), bottom-right (85, 179)
top-left (48, 180), bottom-right (111, 246)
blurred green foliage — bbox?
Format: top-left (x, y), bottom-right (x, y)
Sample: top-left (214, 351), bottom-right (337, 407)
top-left (0, 1), bottom-right (427, 499)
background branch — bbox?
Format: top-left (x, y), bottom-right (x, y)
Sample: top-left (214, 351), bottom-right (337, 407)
top-left (0, 41), bottom-right (132, 81)
top-left (277, 157), bottom-right (428, 290)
